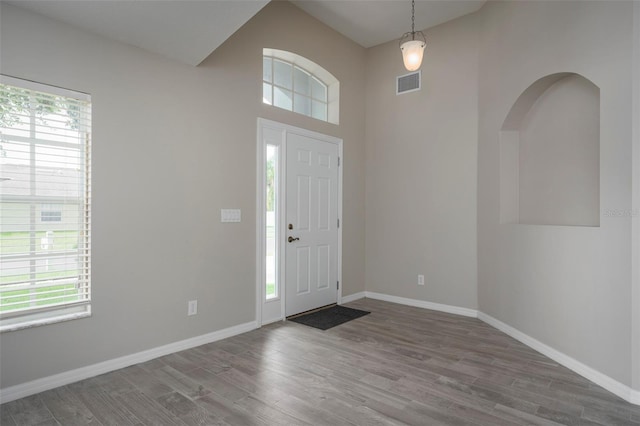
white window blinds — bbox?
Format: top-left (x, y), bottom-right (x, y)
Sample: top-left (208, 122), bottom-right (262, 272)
top-left (0, 75), bottom-right (92, 332)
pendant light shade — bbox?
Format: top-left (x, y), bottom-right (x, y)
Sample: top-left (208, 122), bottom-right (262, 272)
top-left (399, 0), bottom-right (426, 71)
top-left (400, 39), bottom-right (426, 71)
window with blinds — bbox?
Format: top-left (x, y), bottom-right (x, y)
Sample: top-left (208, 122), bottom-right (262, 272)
top-left (0, 76), bottom-right (91, 332)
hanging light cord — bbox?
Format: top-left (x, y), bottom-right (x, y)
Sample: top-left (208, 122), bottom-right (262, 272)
top-left (411, 0), bottom-right (416, 39)
top-left (399, 0), bottom-right (425, 49)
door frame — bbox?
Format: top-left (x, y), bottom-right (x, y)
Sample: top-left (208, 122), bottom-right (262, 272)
top-left (256, 118), bottom-right (343, 327)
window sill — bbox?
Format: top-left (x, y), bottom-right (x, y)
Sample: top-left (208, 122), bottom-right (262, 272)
top-left (0, 307), bottom-right (91, 333)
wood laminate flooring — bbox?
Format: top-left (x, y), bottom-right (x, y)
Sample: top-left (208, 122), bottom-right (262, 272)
top-left (2, 298), bottom-right (640, 425)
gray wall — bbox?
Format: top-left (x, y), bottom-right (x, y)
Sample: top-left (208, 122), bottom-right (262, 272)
top-left (365, 0), bottom-right (638, 391)
top-left (364, 13), bottom-right (479, 310)
top-left (477, 0), bottom-right (635, 386)
top-left (2, 0), bottom-right (639, 395)
top-left (0, 1), bottom-right (366, 389)
top-left (517, 75), bottom-right (600, 227)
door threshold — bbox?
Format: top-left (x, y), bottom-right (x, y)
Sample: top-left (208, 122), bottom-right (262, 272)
top-left (286, 303), bottom-right (337, 320)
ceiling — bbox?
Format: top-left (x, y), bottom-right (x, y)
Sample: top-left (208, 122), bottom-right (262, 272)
top-left (4, 0), bottom-right (485, 66)
top-left (292, 0), bottom-right (484, 48)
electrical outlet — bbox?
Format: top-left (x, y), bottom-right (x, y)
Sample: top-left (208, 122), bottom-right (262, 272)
top-left (418, 275), bottom-right (425, 286)
top-left (188, 300), bottom-right (198, 316)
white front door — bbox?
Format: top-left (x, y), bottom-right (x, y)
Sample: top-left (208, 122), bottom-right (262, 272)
top-left (285, 133), bottom-right (339, 316)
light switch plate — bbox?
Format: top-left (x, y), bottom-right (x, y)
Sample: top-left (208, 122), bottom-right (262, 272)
top-left (188, 300), bottom-right (197, 316)
top-left (221, 209), bottom-right (241, 223)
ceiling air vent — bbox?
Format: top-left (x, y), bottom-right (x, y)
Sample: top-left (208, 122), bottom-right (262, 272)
top-left (396, 71), bottom-right (421, 95)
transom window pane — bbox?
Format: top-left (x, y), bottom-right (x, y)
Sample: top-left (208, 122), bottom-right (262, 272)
top-left (311, 76), bottom-right (327, 102)
top-left (312, 100), bottom-right (327, 121)
top-left (293, 93), bottom-right (311, 116)
top-left (294, 67), bottom-right (311, 96)
top-left (273, 60), bottom-right (292, 90)
top-left (263, 82), bottom-right (272, 105)
top-left (263, 57), bottom-right (272, 83)
top-left (274, 87), bottom-right (292, 110)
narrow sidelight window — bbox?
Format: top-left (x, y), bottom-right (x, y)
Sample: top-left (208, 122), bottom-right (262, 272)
top-left (265, 144), bottom-right (279, 300)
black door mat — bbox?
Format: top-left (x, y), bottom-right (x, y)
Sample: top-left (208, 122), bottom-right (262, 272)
top-left (288, 305), bottom-right (370, 330)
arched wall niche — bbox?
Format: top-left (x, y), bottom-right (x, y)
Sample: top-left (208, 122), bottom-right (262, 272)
top-left (499, 72), bottom-right (600, 226)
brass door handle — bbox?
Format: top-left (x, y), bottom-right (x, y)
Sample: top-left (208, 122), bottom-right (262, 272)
top-left (288, 236), bottom-right (300, 243)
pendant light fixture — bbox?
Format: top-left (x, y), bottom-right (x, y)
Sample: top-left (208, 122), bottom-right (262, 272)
top-left (399, 0), bottom-right (426, 71)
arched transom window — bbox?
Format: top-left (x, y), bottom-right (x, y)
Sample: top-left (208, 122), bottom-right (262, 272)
top-left (262, 48), bottom-right (339, 124)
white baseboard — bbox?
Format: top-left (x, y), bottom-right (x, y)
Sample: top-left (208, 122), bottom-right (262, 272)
top-left (478, 312), bottom-right (640, 406)
top-left (4, 295), bottom-right (639, 407)
top-left (340, 291), bottom-right (366, 304)
top-left (364, 291), bottom-right (479, 318)
top-left (355, 291), bottom-right (640, 406)
top-left (261, 316), bottom-right (284, 326)
top-left (0, 321), bottom-right (258, 404)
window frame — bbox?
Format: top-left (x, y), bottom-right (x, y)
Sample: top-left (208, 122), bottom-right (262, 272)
top-left (262, 49), bottom-right (339, 125)
top-left (0, 75), bottom-right (92, 332)
top-left (40, 203), bottom-right (63, 222)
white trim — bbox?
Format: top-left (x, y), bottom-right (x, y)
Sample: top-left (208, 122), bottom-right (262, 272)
top-left (256, 118), bottom-right (343, 324)
top-left (365, 291), bottom-right (479, 318)
top-left (1, 74), bottom-right (90, 101)
top-left (1, 310), bottom-right (90, 333)
top-left (356, 291), bottom-right (640, 405)
top-left (256, 121), bottom-right (286, 326)
top-left (339, 291), bottom-right (366, 304)
top-left (256, 124), bottom-right (264, 327)
top-left (631, 0), bottom-right (640, 395)
top-left (478, 312), bottom-right (640, 406)
top-left (261, 316), bottom-right (285, 326)
top-left (277, 133), bottom-right (287, 320)
top-left (336, 143), bottom-right (344, 305)
top-left (0, 321), bottom-right (257, 404)
top-left (3, 288), bottom-right (639, 407)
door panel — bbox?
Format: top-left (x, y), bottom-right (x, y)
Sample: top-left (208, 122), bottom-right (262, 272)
top-left (296, 247), bottom-right (310, 294)
top-left (318, 178), bottom-right (330, 230)
top-left (317, 245), bottom-right (330, 290)
top-left (296, 175), bottom-right (310, 231)
top-left (285, 133), bottom-right (338, 316)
